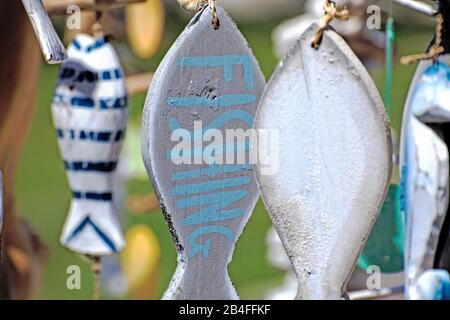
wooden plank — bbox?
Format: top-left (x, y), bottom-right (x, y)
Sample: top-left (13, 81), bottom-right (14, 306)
top-left (141, 5), bottom-right (266, 299)
top-left (21, 0), bottom-right (68, 63)
top-left (43, 0), bottom-right (145, 16)
top-left (255, 23), bottom-right (392, 299)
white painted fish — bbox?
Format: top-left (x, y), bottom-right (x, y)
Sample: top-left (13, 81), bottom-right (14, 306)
top-left (399, 57), bottom-right (450, 300)
top-left (255, 23), bottom-right (392, 300)
top-left (52, 34), bottom-right (128, 256)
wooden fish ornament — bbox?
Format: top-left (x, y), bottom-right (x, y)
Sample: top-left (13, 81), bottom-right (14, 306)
top-left (52, 34), bottom-right (128, 256)
top-left (141, 5), bottom-right (266, 299)
top-left (255, 23), bottom-right (392, 300)
top-left (126, 0), bottom-right (165, 59)
top-left (415, 269), bottom-right (450, 300)
top-left (399, 55), bottom-right (450, 300)
top-left (21, 0), bottom-right (67, 64)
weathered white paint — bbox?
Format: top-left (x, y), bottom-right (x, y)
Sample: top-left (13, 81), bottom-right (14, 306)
top-left (21, 0), bottom-right (67, 64)
top-left (255, 23), bottom-right (392, 300)
top-left (399, 55), bottom-right (450, 300)
top-left (265, 227), bottom-right (297, 300)
top-left (52, 34), bottom-right (128, 255)
top-left (415, 269), bottom-right (450, 300)
top-left (141, 6), bottom-right (265, 299)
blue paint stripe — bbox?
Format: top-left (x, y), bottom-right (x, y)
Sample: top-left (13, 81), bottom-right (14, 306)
top-left (65, 216), bottom-right (117, 252)
top-left (168, 94), bottom-right (256, 108)
top-left (87, 38), bottom-right (107, 52)
top-left (72, 39), bottom-right (82, 50)
top-left (64, 161), bottom-right (117, 172)
top-left (99, 68), bottom-right (123, 80)
top-left (53, 94), bottom-right (128, 109)
top-left (72, 97), bottom-right (94, 108)
top-left (168, 142), bottom-right (251, 160)
top-left (172, 176), bottom-right (251, 196)
top-left (176, 189), bottom-right (247, 209)
top-left (172, 164), bottom-right (254, 181)
top-left (169, 110), bottom-right (255, 137)
top-left (71, 37), bottom-right (108, 53)
top-left (56, 129), bottom-right (124, 143)
top-left (72, 191), bottom-right (112, 201)
top-left (442, 279), bottom-right (450, 300)
top-left (179, 55), bottom-right (254, 90)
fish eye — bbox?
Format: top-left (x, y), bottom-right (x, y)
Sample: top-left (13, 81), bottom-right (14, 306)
top-left (76, 71), bottom-right (85, 82)
top-left (85, 71), bottom-right (96, 82)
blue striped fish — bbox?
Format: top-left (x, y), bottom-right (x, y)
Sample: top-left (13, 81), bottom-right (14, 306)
top-left (52, 34), bottom-right (128, 256)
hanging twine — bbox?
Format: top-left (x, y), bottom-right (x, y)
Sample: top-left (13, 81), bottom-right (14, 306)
top-left (401, 13), bottom-right (445, 65)
top-left (311, 0), bottom-right (351, 49)
top-left (89, 255), bottom-right (102, 300)
top-left (177, 0), bottom-right (220, 29)
top-left (91, 11), bottom-right (105, 39)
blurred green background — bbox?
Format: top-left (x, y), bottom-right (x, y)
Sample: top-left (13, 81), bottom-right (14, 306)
top-left (15, 9), bottom-right (434, 299)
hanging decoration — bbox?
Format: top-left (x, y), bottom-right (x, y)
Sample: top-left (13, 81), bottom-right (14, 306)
top-left (254, 0), bottom-right (392, 299)
top-left (51, 17), bottom-right (129, 298)
top-left (141, 2), bottom-right (266, 299)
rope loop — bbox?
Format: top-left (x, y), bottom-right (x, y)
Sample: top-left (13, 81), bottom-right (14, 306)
top-left (401, 13), bottom-right (445, 65)
top-left (311, 0), bottom-right (351, 49)
top-left (177, 0), bottom-right (220, 29)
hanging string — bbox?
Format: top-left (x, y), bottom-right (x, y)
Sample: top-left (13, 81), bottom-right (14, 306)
top-left (89, 255), bottom-right (102, 300)
top-left (311, 0), bottom-right (351, 49)
top-left (401, 13), bottom-right (444, 65)
top-left (208, 0), bottom-right (220, 30)
top-left (91, 11), bottom-right (105, 39)
top-left (177, 0), bottom-right (220, 29)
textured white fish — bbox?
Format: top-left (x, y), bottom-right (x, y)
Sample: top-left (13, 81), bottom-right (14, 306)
top-left (255, 23), bottom-right (392, 300)
top-left (52, 34), bottom-right (128, 256)
top-left (399, 56), bottom-right (450, 300)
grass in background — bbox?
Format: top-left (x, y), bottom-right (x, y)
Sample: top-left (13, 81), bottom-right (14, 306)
top-left (15, 21), bottom-right (433, 299)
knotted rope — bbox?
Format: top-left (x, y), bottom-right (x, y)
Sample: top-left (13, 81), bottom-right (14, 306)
top-left (311, 0), bottom-right (351, 49)
top-left (89, 255), bottom-right (102, 300)
top-left (401, 13), bottom-right (445, 65)
top-left (177, 0), bottom-right (220, 29)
